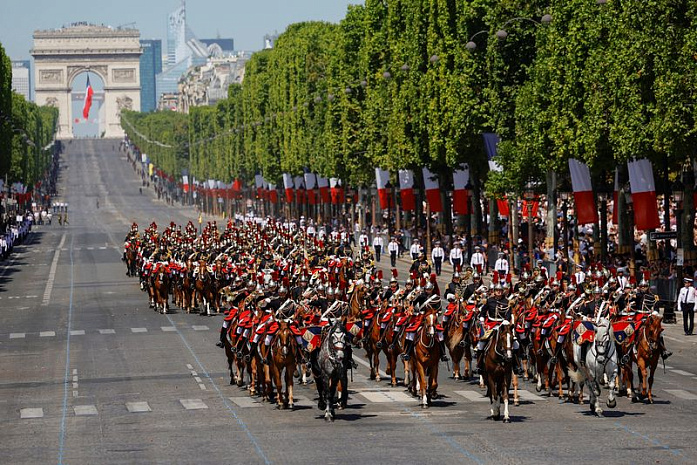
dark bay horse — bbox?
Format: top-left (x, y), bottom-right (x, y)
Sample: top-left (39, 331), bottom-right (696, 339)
top-left (152, 265), bottom-right (170, 314)
top-left (195, 260), bottom-right (215, 316)
top-left (482, 322), bottom-right (515, 422)
top-left (410, 310), bottom-right (441, 408)
top-left (633, 313), bottom-right (663, 403)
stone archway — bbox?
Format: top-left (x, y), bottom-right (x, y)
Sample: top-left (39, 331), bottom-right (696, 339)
top-left (31, 23), bottom-right (142, 139)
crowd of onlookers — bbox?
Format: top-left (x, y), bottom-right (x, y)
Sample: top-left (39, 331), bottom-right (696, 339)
top-left (0, 212), bottom-right (34, 261)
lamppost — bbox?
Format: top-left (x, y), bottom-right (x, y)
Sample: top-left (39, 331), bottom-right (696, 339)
top-left (559, 191), bottom-right (570, 270)
top-left (524, 183), bottom-right (535, 268)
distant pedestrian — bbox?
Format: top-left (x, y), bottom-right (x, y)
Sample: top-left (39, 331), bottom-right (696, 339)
top-left (431, 241), bottom-right (444, 276)
top-left (372, 234), bottom-right (384, 262)
top-left (388, 237), bottom-right (399, 267)
top-left (678, 278), bottom-right (696, 336)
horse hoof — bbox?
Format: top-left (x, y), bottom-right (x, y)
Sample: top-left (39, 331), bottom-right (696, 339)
top-left (607, 398), bottom-right (617, 409)
top-left (288, 403), bottom-right (294, 410)
top-left (514, 400), bottom-right (520, 407)
top-left (503, 417), bottom-right (511, 424)
top-left (535, 385), bottom-right (542, 393)
top-left (595, 408), bottom-right (603, 416)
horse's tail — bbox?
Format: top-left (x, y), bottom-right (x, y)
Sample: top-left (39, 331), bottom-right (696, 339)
top-left (568, 367), bottom-right (584, 385)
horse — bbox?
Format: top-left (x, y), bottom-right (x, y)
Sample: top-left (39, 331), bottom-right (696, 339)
top-left (315, 321), bottom-right (349, 422)
top-left (482, 321), bottom-right (515, 423)
top-left (194, 260), bottom-right (215, 316)
top-left (633, 313), bottom-right (663, 403)
top-left (269, 320), bottom-right (298, 409)
top-left (410, 309), bottom-right (441, 408)
top-left (570, 317), bottom-right (618, 416)
top-left (125, 245), bottom-right (138, 277)
top-left (152, 265), bottom-right (170, 314)
top-left (445, 301), bottom-right (477, 381)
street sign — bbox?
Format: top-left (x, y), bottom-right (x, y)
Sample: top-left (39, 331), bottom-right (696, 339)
top-left (649, 231), bottom-right (677, 241)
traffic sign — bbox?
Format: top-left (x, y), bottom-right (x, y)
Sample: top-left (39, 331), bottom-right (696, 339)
top-left (649, 231), bottom-right (677, 241)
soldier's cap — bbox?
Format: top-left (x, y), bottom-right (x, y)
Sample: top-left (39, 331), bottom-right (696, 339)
top-left (684, 277), bottom-right (693, 283)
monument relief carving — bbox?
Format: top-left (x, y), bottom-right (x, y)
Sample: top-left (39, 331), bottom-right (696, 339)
top-left (116, 95), bottom-right (134, 111)
top-left (45, 97), bottom-right (59, 107)
top-left (40, 69), bottom-right (63, 84)
top-left (113, 68), bottom-right (135, 83)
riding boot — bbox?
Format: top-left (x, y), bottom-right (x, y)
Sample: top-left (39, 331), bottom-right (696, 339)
top-left (262, 344), bottom-right (271, 365)
top-left (215, 327), bottom-right (225, 348)
top-left (246, 341), bottom-right (257, 362)
top-left (513, 354), bottom-right (524, 376)
top-left (376, 326), bottom-right (386, 349)
top-left (401, 338), bottom-right (414, 361)
top-left (439, 340), bottom-right (449, 362)
top-left (345, 344), bottom-right (358, 369)
top-left (389, 327), bottom-right (403, 351)
top-left (579, 343), bottom-right (587, 367)
top-left (659, 335), bottom-right (672, 360)
top-left (122, 251), bottom-right (126, 262)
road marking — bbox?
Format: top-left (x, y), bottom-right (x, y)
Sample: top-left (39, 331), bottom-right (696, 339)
top-left (186, 364), bottom-right (194, 370)
top-left (70, 330), bottom-right (85, 336)
top-left (180, 399), bottom-right (208, 410)
top-left (670, 369), bottom-right (696, 377)
top-left (358, 391), bottom-right (414, 403)
top-left (125, 402), bottom-right (151, 413)
top-left (42, 233), bottom-right (66, 306)
top-left (517, 389), bottom-right (546, 402)
top-left (10, 333), bottom-right (26, 339)
top-left (20, 408), bottom-right (44, 419)
top-left (131, 328), bottom-right (147, 333)
top-left (99, 247), bottom-right (107, 250)
top-left (663, 365), bottom-right (674, 369)
top-left (162, 326), bottom-right (176, 332)
top-left (664, 389), bottom-right (697, 400)
top-left (72, 369), bottom-right (77, 375)
top-left (194, 376), bottom-right (202, 383)
top-left (192, 325), bottom-right (209, 331)
top-left (454, 390), bottom-right (488, 402)
top-left (72, 375), bottom-right (78, 382)
top-left (199, 384), bottom-right (207, 390)
top-left (72, 382), bottom-right (78, 389)
top-left (86, 247), bottom-right (94, 250)
top-left (229, 397), bottom-right (263, 408)
top-left (73, 405), bottom-right (98, 416)
top-left (191, 371), bottom-right (198, 376)
top-left (99, 329), bottom-right (116, 334)
top-left (26, 295), bottom-right (38, 298)
top-left (353, 354), bottom-right (388, 378)
top-left (40, 331), bottom-right (56, 337)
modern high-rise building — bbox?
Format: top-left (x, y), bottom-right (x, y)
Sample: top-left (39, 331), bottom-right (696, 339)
top-left (140, 39), bottom-right (162, 112)
top-left (11, 60), bottom-right (31, 101)
top-left (199, 38), bottom-right (235, 55)
top-left (167, 1), bottom-right (189, 66)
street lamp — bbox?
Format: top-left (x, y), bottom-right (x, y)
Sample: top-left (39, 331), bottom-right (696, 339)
top-left (524, 183), bottom-right (536, 269)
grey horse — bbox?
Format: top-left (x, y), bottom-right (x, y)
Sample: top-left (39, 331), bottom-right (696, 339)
top-left (314, 320), bottom-right (350, 421)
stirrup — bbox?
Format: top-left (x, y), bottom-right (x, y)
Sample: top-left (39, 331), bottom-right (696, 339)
top-left (440, 355), bottom-right (449, 362)
top-left (401, 353), bottom-right (411, 361)
top-left (661, 351), bottom-right (672, 360)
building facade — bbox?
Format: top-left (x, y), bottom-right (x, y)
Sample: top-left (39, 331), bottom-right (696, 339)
top-left (11, 60), bottom-right (31, 101)
top-left (139, 39), bottom-right (162, 112)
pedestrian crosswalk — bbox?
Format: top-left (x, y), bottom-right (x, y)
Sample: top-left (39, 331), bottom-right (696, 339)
top-left (13, 385), bottom-right (697, 420)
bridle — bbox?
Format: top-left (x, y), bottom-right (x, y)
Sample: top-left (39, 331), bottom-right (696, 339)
top-left (493, 323), bottom-right (514, 362)
top-left (418, 312), bottom-right (437, 349)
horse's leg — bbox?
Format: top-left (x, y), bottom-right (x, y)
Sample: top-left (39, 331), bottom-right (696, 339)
top-left (428, 364), bottom-right (438, 406)
top-left (417, 362), bottom-right (428, 408)
top-left (647, 361), bottom-right (656, 404)
top-left (503, 376), bottom-right (511, 423)
top-left (272, 364), bottom-right (283, 408)
top-left (606, 364), bottom-right (617, 409)
top-left (638, 358), bottom-right (648, 401)
top-left (286, 363), bottom-right (294, 409)
top-left (512, 374), bottom-right (520, 406)
top-left (373, 343), bottom-right (381, 382)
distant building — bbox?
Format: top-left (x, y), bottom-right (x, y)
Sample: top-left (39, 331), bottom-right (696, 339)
top-left (199, 38), bottom-right (235, 55)
top-left (177, 53), bottom-right (248, 113)
top-left (263, 33), bottom-right (279, 50)
top-left (140, 39), bottom-right (162, 112)
top-left (11, 60), bottom-right (31, 101)
top-left (156, 59), bottom-right (190, 102)
top-left (167, 1), bottom-right (188, 66)
top-left (157, 93), bottom-right (179, 112)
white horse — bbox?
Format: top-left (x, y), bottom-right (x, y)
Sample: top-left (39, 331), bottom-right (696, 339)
top-left (570, 317), bottom-right (618, 416)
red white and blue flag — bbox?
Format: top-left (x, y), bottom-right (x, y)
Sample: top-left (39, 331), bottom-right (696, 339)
top-left (82, 75), bottom-right (94, 120)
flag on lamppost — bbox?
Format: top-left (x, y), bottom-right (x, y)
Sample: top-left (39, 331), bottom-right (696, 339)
top-left (452, 164), bottom-right (470, 215)
top-left (422, 167), bottom-right (443, 212)
top-left (330, 178), bottom-right (344, 204)
top-left (627, 159), bottom-right (660, 230)
top-left (568, 159), bottom-right (599, 225)
top-left (283, 173), bottom-right (294, 202)
top-left (398, 169), bottom-right (415, 211)
top-left (375, 168), bottom-right (390, 209)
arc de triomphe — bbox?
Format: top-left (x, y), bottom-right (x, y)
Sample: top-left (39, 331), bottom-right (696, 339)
top-left (31, 24), bottom-right (142, 139)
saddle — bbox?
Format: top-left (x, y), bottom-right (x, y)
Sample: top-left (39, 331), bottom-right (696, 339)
top-left (477, 318), bottom-right (501, 340)
top-left (611, 320), bottom-right (636, 344)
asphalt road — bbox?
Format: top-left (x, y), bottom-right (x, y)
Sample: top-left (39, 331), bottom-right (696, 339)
top-left (1, 139), bottom-right (696, 465)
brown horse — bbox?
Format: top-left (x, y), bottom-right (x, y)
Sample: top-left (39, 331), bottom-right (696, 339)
top-left (125, 245), bottom-right (138, 277)
top-left (195, 260), bottom-right (215, 316)
top-left (152, 266), bottom-right (170, 314)
top-left (633, 313), bottom-right (663, 403)
top-left (482, 322), bottom-right (515, 422)
top-left (269, 321), bottom-right (297, 409)
top-left (381, 311), bottom-right (407, 387)
top-left (410, 310), bottom-right (441, 408)
top-left (445, 302), bottom-right (477, 380)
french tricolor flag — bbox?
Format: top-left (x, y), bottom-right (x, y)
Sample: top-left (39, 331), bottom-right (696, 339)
top-left (375, 168), bottom-right (390, 209)
top-left (304, 170), bottom-right (317, 205)
top-left (568, 159), bottom-right (598, 225)
top-left (422, 167), bottom-right (443, 212)
top-left (82, 75), bottom-right (93, 120)
top-left (283, 173), bottom-right (294, 203)
top-left (628, 159), bottom-right (660, 230)
top-left (452, 164), bottom-right (470, 215)
top-left (398, 169), bottom-right (415, 211)
top-left (330, 178), bottom-right (344, 204)
top-left (268, 182), bottom-right (278, 203)
top-left (317, 176), bottom-right (330, 204)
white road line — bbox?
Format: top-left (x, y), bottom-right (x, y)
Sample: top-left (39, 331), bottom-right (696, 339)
top-left (20, 408), bottom-right (44, 419)
top-left (26, 295), bottom-right (38, 298)
top-left (191, 325), bottom-right (209, 331)
top-left (664, 389), bottom-right (697, 400)
top-left (72, 369), bottom-right (77, 375)
top-left (161, 326), bottom-right (176, 332)
top-left (42, 233), bottom-right (66, 306)
top-left (131, 328), bottom-right (147, 333)
top-left (180, 399), bottom-right (208, 410)
top-left (517, 389), bottom-right (546, 402)
top-left (670, 369), bottom-right (696, 377)
top-left (454, 390), bottom-right (488, 402)
top-left (39, 331), bottom-right (56, 337)
top-left (70, 330), bottom-right (85, 336)
top-left (10, 333), bottom-right (26, 339)
top-left (198, 384), bottom-right (207, 390)
top-left (86, 247), bottom-right (94, 250)
top-left (72, 382), bottom-right (78, 389)
top-left (72, 376), bottom-right (78, 382)
top-left (73, 405), bottom-right (98, 416)
top-left (99, 247), bottom-right (107, 250)
top-left (186, 364), bottom-right (194, 370)
top-left (358, 391), bottom-right (414, 403)
top-left (194, 376), bottom-right (202, 383)
top-left (99, 329), bottom-right (116, 334)
top-left (229, 397), bottom-right (262, 408)
top-left (190, 371), bottom-right (198, 376)
top-left (353, 354), bottom-right (388, 378)
top-left (125, 401), bottom-right (151, 413)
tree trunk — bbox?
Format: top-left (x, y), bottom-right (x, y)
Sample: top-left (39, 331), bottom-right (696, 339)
top-left (546, 169), bottom-right (557, 260)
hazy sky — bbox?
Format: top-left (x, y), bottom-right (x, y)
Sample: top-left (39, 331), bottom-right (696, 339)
top-left (0, 0), bottom-right (362, 60)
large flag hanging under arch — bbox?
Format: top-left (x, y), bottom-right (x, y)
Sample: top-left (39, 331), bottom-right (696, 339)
top-left (82, 75), bottom-right (93, 120)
